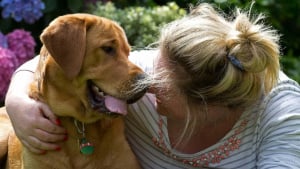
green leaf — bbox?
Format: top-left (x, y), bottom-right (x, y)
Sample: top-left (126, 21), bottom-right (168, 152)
top-left (67, 0), bottom-right (83, 12)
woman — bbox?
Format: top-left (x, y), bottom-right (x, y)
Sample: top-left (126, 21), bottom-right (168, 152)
top-left (5, 3), bottom-right (300, 169)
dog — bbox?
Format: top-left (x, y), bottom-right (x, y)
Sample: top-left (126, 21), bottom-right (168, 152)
top-left (0, 13), bottom-right (147, 169)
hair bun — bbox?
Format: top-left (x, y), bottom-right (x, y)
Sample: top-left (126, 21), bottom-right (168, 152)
top-left (226, 10), bottom-right (280, 73)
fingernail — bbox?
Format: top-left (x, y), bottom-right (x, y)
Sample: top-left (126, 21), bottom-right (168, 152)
top-left (55, 146), bottom-right (61, 151)
top-left (55, 118), bottom-right (61, 126)
top-left (64, 135), bottom-right (68, 141)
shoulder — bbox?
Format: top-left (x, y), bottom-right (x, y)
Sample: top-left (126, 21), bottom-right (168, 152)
top-left (255, 72), bottom-right (300, 167)
top-left (264, 71), bottom-right (300, 114)
top-left (129, 49), bottom-right (159, 60)
top-left (129, 49), bottom-right (159, 73)
top-left (14, 55), bottom-right (39, 72)
top-left (259, 71), bottom-right (300, 128)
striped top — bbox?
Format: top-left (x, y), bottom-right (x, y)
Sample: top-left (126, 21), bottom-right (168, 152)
top-left (125, 50), bottom-right (300, 169)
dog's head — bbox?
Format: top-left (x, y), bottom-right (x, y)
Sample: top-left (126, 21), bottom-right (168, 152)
top-left (38, 14), bottom-right (147, 123)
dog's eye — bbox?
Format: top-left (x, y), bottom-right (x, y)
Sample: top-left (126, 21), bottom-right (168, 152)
top-left (101, 46), bottom-right (115, 55)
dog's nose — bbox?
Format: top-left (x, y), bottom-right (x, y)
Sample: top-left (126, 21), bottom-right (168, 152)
top-left (135, 73), bottom-right (148, 81)
top-left (126, 73), bottom-right (149, 104)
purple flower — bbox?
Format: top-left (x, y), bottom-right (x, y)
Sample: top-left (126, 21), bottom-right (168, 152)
top-left (0, 32), bottom-right (8, 48)
top-left (1, 0), bottom-right (45, 24)
top-left (6, 29), bottom-right (36, 68)
top-left (0, 47), bottom-right (17, 101)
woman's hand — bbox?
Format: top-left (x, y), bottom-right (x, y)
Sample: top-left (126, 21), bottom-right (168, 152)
top-left (6, 95), bottom-right (67, 154)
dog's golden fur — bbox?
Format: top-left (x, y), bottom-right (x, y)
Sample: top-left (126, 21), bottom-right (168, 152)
top-left (0, 13), bottom-right (145, 169)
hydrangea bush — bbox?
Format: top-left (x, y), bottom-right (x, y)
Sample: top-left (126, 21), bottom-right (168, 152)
top-left (0, 0), bottom-right (44, 105)
top-left (0, 0), bottom-right (45, 24)
top-left (6, 29), bottom-right (36, 66)
top-left (0, 47), bottom-right (17, 101)
top-left (0, 30), bottom-right (36, 103)
top-left (0, 32), bottom-right (8, 48)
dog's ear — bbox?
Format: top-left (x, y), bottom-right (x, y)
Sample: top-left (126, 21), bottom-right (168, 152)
top-left (40, 16), bottom-right (86, 79)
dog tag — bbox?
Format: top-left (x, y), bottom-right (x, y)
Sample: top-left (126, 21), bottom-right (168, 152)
top-left (79, 138), bottom-right (94, 155)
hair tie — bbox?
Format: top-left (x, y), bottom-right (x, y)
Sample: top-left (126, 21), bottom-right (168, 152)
top-left (227, 54), bottom-right (245, 71)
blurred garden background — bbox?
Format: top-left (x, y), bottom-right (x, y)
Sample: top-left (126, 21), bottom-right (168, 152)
top-left (0, 0), bottom-right (299, 106)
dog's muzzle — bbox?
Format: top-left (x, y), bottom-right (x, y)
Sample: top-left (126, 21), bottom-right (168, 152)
top-left (87, 73), bottom-right (148, 116)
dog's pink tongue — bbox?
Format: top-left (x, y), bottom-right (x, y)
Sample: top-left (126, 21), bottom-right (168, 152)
top-left (104, 96), bottom-right (127, 115)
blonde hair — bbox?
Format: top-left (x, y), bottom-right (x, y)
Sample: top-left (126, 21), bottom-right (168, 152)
top-left (154, 3), bottom-right (280, 145)
top-left (158, 3), bottom-right (280, 107)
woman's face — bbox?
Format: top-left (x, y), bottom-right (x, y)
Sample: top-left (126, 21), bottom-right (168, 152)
top-left (150, 52), bottom-right (187, 120)
top-left (154, 87), bottom-right (187, 120)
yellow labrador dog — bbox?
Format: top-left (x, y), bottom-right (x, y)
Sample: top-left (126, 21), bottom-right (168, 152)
top-left (0, 13), bottom-right (147, 169)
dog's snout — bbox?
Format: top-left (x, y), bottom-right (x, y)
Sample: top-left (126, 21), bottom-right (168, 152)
top-left (126, 73), bottom-right (149, 104)
top-left (135, 73), bottom-right (148, 82)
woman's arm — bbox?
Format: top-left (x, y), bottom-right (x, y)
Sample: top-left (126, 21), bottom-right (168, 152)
top-left (5, 56), bottom-right (67, 154)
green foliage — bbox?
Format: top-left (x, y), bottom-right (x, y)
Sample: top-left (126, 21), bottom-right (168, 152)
top-left (281, 54), bottom-right (300, 83)
top-left (89, 2), bottom-right (186, 49)
top-left (254, 0), bottom-right (300, 57)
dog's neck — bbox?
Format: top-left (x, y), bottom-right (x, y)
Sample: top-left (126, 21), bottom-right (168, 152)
top-left (57, 116), bottom-right (122, 154)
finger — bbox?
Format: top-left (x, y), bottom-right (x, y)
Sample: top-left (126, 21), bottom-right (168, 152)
top-left (38, 117), bottom-right (67, 134)
top-left (27, 135), bottom-right (61, 151)
top-left (22, 140), bottom-right (47, 154)
top-left (35, 128), bottom-right (67, 143)
top-left (38, 102), bottom-right (59, 125)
